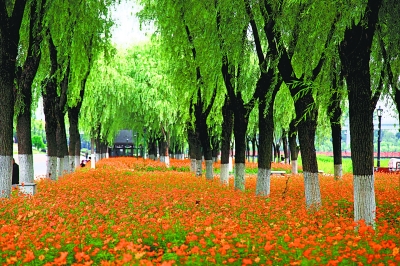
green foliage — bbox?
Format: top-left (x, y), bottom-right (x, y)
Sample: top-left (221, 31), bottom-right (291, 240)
top-left (32, 135), bottom-right (45, 150)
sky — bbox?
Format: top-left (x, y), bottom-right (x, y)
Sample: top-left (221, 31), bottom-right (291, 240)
top-left (110, 1), bottom-right (150, 47)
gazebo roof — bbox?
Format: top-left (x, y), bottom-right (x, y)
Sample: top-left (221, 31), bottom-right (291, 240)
top-left (114, 130), bottom-right (134, 145)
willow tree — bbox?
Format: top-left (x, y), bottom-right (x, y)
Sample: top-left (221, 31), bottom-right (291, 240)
top-left (139, 0), bottom-right (225, 173)
top-left (243, 0), bottom-right (283, 196)
top-left (214, 0), bottom-right (260, 191)
top-left (262, 0), bottom-right (339, 209)
top-left (339, 0), bottom-right (383, 225)
top-left (0, 0), bottom-right (27, 197)
top-left (15, 0), bottom-right (47, 184)
top-left (377, 1), bottom-right (400, 129)
top-left (40, 0), bottom-right (115, 176)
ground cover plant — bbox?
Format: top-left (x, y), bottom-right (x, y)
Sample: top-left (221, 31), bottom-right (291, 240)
top-left (0, 158), bottom-right (399, 265)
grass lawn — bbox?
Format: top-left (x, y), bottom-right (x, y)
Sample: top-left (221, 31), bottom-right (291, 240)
top-left (1, 157), bottom-right (399, 265)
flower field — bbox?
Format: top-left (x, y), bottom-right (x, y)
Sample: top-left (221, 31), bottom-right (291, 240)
top-left (1, 158), bottom-right (399, 265)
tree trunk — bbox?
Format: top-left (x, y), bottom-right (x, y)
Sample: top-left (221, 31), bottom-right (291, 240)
top-left (256, 93), bottom-right (274, 196)
top-left (282, 129), bottom-right (289, 164)
top-left (251, 136), bottom-right (257, 163)
top-left (295, 93), bottom-right (321, 210)
top-left (195, 138), bottom-right (202, 177)
top-left (56, 111), bottom-right (69, 177)
top-left (0, 1), bottom-right (27, 198)
top-left (17, 81), bottom-right (36, 183)
top-left (211, 137), bottom-right (219, 162)
top-left (43, 80), bottom-right (58, 180)
top-left (329, 90), bottom-right (343, 179)
top-left (90, 137), bottom-right (95, 169)
top-left (275, 142), bottom-right (281, 163)
top-left (56, 64), bottom-right (70, 177)
top-left (246, 136), bottom-right (251, 162)
top-left (233, 106), bottom-right (250, 191)
top-left (289, 120), bottom-right (299, 174)
top-left (196, 120), bottom-right (213, 179)
top-left (338, 0), bottom-right (382, 225)
top-left (16, 0), bottom-right (44, 184)
top-left (188, 126), bottom-right (197, 172)
top-left (148, 137), bottom-right (157, 160)
top-left (68, 105), bottom-right (81, 172)
top-left (220, 97), bottom-right (233, 185)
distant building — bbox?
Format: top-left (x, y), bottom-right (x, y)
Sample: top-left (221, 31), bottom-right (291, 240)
top-left (110, 130), bottom-right (135, 157)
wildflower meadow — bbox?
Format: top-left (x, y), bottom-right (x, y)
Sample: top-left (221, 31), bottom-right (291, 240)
top-left (1, 158), bottom-right (399, 265)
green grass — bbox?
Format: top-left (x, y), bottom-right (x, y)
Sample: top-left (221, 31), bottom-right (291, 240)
top-left (310, 155), bottom-right (391, 175)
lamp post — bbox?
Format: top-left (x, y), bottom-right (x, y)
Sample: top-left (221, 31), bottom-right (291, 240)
top-left (126, 138), bottom-right (129, 156)
top-left (377, 106), bottom-right (383, 168)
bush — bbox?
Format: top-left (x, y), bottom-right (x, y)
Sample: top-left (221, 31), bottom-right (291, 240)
top-left (32, 135), bottom-right (45, 150)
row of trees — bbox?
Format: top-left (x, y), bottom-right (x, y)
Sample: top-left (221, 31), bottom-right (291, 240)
top-left (1, 0), bottom-right (400, 227)
top-left (0, 0), bottom-right (117, 196)
top-left (80, 0), bottom-right (400, 226)
top-left (128, 0), bottom-right (399, 226)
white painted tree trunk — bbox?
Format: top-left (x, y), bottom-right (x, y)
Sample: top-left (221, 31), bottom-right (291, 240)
top-left (69, 156), bottom-right (75, 172)
top-left (47, 156), bottom-right (57, 180)
top-left (334, 164), bottom-right (343, 180)
top-left (96, 153), bottom-right (100, 162)
top-left (291, 160), bottom-right (298, 174)
top-left (234, 163), bottom-right (245, 191)
top-left (190, 159), bottom-right (196, 173)
top-left (220, 164), bottom-right (229, 185)
top-left (196, 159), bottom-right (202, 176)
top-left (57, 157), bottom-right (63, 178)
top-left (63, 156), bottom-right (69, 174)
top-left (256, 168), bottom-right (271, 196)
top-left (205, 160), bottom-right (213, 180)
top-left (354, 174), bottom-right (376, 226)
top-left (18, 154), bottom-right (34, 183)
top-left (91, 153), bottom-right (95, 169)
top-left (229, 157), bottom-right (233, 172)
top-left (164, 155), bottom-right (170, 168)
top-left (0, 156), bottom-right (12, 198)
top-left (303, 172), bottom-right (322, 210)
top-left (160, 155), bottom-right (165, 163)
top-left (74, 156), bottom-right (80, 170)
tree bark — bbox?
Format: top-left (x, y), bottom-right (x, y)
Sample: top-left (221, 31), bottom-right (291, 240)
top-left (289, 120), bottom-right (299, 174)
top-left (148, 137), bottom-right (157, 160)
top-left (55, 63), bottom-right (70, 177)
top-left (251, 135), bottom-right (257, 163)
top-left (220, 97), bottom-right (233, 185)
top-left (0, 0), bottom-right (27, 197)
top-left (232, 101), bottom-right (250, 191)
top-left (328, 89), bottom-right (343, 179)
top-left (68, 103), bottom-right (82, 172)
top-left (43, 32), bottom-right (59, 180)
top-left (187, 126), bottom-right (197, 172)
top-left (255, 69), bottom-right (281, 196)
top-left (339, 0), bottom-right (382, 225)
top-left (257, 91), bottom-right (274, 196)
top-left (282, 129), bottom-right (289, 164)
top-left (16, 0), bottom-right (45, 184)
